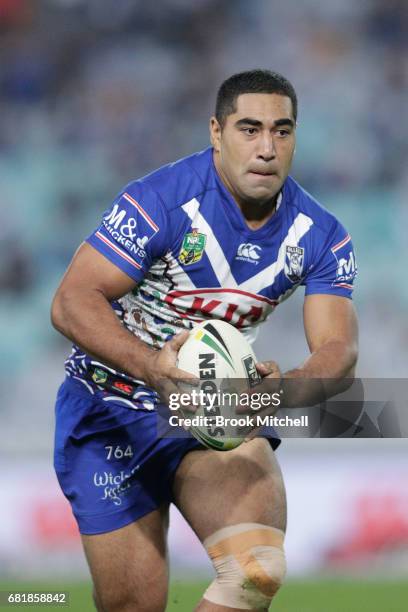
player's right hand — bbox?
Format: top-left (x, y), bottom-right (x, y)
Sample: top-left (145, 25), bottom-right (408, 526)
top-left (142, 331), bottom-right (199, 406)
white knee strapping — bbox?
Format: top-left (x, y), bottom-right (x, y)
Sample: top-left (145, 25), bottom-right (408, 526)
top-left (203, 523), bottom-right (286, 611)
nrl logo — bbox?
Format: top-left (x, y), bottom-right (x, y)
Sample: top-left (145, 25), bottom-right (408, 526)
top-left (284, 245), bottom-right (304, 283)
top-left (178, 228), bottom-right (206, 266)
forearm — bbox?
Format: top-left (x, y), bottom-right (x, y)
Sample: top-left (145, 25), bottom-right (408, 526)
top-left (282, 340), bottom-right (358, 408)
top-left (286, 339), bottom-right (357, 379)
top-left (51, 287), bottom-right (155, 381)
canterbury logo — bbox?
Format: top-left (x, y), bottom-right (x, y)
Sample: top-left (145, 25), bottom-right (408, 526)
top-left (237, 243), bottom-right (261, 261)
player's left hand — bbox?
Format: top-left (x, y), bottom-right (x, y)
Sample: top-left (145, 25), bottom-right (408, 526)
top-left (256, 360), bottom-right (282, 384)
top-left (237, 359), bottom-right (283, 441)
top-left (255, 357), bottom-right (283, 397)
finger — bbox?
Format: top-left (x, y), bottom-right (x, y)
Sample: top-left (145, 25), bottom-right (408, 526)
top-left (256, 362), bottom-right (270, 374)
top-left (156, 377), bottom-right (184, 405)
top-left (256, 360), bottom-right (280, 376)
top-left (161, 376), bottom-right (200, 414)
top-left (168, 366), bottom-right (199, 382)
top-left (171, 412), bottom-right (189, 430)
top-left (167, 330), bottom-right (191, 352)
top-left (244, 426), bottom-right (262, 442)
top-left (235, 402), bottom-right (253, 415)
top-left (236, 417), bottom-right (262, 440)
top-left (179, 405), bottom-right (197, 414)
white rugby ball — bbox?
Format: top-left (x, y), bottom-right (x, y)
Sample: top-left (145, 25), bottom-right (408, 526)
top-left (176, 320), bottom-right (261, 451)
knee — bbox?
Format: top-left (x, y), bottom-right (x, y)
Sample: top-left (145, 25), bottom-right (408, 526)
top-left (93, 585), bottom-right (167, 612)
top-left (204, 523), bottom-right (286, 610)
top-left (241, 545), bottom-right (286, 599)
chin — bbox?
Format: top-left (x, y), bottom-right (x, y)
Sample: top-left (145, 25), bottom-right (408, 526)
top-left (244, 179), bottom-right (282, 199)
top-left (245, 188), bottom-right (279, 205)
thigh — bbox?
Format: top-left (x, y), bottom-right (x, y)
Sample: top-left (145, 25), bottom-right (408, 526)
top-left (82, 505), bottom-right (169, 612)
top-left (172, 439), bottom-right (286, 542)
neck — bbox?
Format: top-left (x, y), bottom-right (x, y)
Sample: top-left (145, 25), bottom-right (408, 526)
top-left (238, 197), bottom-right (278, 229)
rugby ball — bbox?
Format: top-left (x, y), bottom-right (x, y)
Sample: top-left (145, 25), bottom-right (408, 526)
top-left (176, 320), bottom-right (261, 451)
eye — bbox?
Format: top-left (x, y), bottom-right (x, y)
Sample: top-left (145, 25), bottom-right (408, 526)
top-left (276, 129), bottom-right (290, 137)
top-left (241, 127), bottom-right (257, 135)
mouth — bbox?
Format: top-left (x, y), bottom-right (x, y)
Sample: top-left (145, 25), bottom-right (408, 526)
top-left (248, 170), bottom-right (276, 177)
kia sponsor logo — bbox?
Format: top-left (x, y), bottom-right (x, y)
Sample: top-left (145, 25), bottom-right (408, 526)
top-left (165, 289), bottom-right (277, 328)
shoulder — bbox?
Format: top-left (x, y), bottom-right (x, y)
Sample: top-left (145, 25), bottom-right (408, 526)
top-left (284, 176), bottom-right (340, 234)
top-left (284, 178), bottom-right (357, 296)
top-left (124, 147), bottom-right (214, 214)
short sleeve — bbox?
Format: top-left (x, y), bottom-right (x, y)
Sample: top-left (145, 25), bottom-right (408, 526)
top-left (86, 183), bottom-right (169, 282)
top-left (303, 221), bottom-right (357, 299)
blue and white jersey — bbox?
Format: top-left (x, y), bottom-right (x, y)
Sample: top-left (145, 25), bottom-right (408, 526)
top-left (65, 147), bottom-right (357, 409)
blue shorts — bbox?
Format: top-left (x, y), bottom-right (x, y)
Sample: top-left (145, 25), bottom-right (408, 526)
top-left (54, 377), bottom-right (280, 535)
top-left (54, 378), bottom-right (203, 535)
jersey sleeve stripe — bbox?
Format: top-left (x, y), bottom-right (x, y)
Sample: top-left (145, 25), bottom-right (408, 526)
top-left (331, 234), bottom-right (351, 253)
top-left (123, 192), bottom-right (160, 232)
top-left (95, 231), bottom-right (142, 270)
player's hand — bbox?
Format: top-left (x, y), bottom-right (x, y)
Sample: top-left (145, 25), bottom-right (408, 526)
top-left (256, 359), bottom-right (282, 384)
top-left (256, 359), bottom-right (281, 377)
top-left (143, 331), bottom-right (198, 406)
top-left (237, 360), bottom-right (283, 441)
top-left (236, 360), bottom-right (282, 415)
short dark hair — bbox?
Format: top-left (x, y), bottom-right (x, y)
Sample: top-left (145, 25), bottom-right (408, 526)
top-left (215, 69), bottom-right (298, 127)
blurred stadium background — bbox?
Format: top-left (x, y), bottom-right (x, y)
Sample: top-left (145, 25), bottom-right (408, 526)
top-left (0, 0), bottom-right (407, 610)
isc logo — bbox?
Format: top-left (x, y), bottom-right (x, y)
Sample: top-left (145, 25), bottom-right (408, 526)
top-left (236, 243), bottom-right (261, 263)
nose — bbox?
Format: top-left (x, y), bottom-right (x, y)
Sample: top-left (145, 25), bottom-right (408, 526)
top-left (257, 133), bottom-right (276, 161)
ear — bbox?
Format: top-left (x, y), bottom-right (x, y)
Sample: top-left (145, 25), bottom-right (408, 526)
top-left (209, 116), bottom-right (222, 152)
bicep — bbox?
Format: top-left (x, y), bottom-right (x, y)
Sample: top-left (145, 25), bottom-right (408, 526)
top-left (303, 294), bottom-right (358, 354)
top-left (55, 242), bottom-right (138, 301)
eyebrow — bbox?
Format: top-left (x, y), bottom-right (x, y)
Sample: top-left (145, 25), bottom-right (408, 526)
top-left (235, 117), bottom-right (295, 128)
